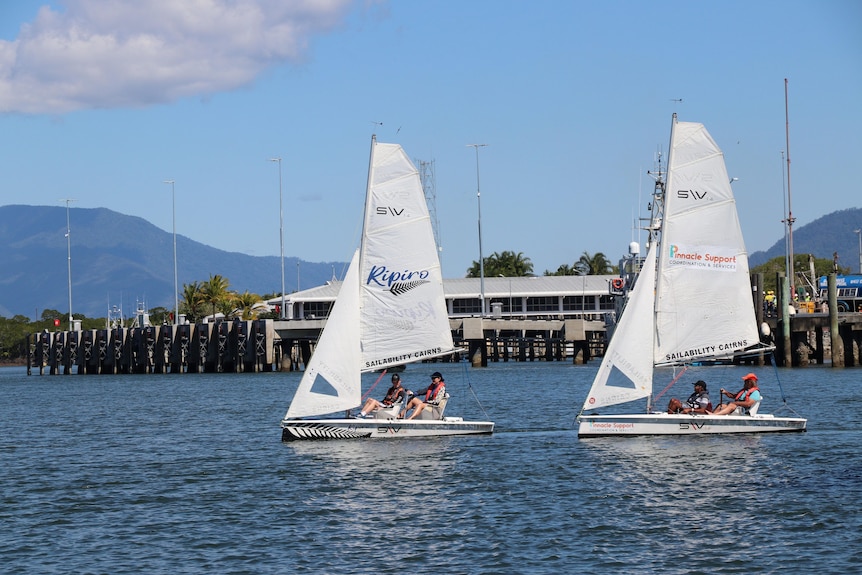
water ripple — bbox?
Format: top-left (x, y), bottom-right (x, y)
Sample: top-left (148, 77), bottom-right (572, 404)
top-left (0, 364), bottom-right (859, 574)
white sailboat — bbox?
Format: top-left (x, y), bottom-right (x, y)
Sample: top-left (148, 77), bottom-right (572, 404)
top-left (577, 115), bottom-right (806, 437)
top-left (281, 136), bottom-right (494, 441)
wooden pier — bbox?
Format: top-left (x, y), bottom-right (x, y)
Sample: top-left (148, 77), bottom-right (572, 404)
top-left (763, 313), bottom-right (862, 367)
top-left (27, 320), bottom-right (280, 375)
top-left (26, 316), bottom-right (607, 376)
top-left (755, 272), bottom-right (862, 367)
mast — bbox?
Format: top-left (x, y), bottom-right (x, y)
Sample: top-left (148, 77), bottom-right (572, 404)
top-left (784, 78), bottom-right (796, 302)
top-left (653, 114), bottom-right (677, 318)
top-left (359, 134), bottom-right (377, 276)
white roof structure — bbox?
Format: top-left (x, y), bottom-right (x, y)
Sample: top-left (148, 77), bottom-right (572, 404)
top-left (272, 275), bottom-right (620, 320)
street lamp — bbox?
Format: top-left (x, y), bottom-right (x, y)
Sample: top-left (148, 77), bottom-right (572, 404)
top-left (163, 180), bottom-right (178, 324)
top-left (60, 198), bottom-right (77, 330)
top-left (855, 229), bottom-right (861, 274)
top-left (467, 143), bottom-right (487, 316)
top-left (270, 157), bottom-right (286, 319)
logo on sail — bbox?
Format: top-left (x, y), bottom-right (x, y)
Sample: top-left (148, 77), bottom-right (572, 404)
top-left (367, 265), bottom-right (430, 295)
top-left (668, 244), bottom-right (738, 272)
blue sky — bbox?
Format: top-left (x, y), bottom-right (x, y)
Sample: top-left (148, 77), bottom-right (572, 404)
top-left (1, 0), bottom-right (860, 280)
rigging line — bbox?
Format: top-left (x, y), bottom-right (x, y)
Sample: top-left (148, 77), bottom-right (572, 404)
top-left (766, 352), bottom-right (790, 404)
top-left (652, 367), bottom-right (689, 404)
top-left (360, 369), bottom-right (388, 402)
top-left (459, 359), bottom-right (492, 421)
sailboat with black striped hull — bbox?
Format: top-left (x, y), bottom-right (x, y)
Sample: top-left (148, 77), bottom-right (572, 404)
top-left (280, 136), bottom-right (494, 441)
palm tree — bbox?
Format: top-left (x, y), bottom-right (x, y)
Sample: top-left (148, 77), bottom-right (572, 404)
top-left (180, 281), bottom-right (204, 323)
top-left (234, 291), bottom-right (264, 320)
top-left (467, 250), bottom-right (534, 277)
top-left (544, 264), bottom-right (574, 276)
top-left (577, 251), bottom-right (614, 275)
top-left (201, 274), bottom-right (231, 322)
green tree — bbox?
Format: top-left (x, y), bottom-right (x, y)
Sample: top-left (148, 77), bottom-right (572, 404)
top-left (467, 250), bottom-right (534, 277)
top-left (234, 291), bottom-right (264, 320)
top-left (751, 254), bottom-right (849, 294)
top-left (180, 281), bottom-right (205, 323)
top-left (577, 251), bottom-right (614, 275)
top-left (149, 306), bottom-right (170, 325)
top-left (201, 274), bottom-right (231, 322)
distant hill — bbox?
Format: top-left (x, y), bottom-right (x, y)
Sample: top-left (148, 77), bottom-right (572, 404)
top-left (749, 207), bottom-right (862, 269)
top-left (2, 204), bottom-right (859, 320)
top-left (0, 205), bottom-right (346, 319)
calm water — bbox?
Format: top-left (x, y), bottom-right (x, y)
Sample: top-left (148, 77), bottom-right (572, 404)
top-left (1, 362), bottom-right (860, 574)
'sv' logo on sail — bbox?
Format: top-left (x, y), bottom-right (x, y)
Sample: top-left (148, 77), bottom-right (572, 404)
top-left (389, 279), bottom-right (429, 296)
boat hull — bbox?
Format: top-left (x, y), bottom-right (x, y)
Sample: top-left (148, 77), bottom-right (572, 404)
top-left (578, 412), bottom-right (807, 437)
top-left (281, 417), bottom-right (494, 441)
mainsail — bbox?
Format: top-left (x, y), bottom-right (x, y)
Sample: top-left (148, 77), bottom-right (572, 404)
top-left (359, 141), bottom-right (455, 371)
top-left (654, 119), bottom-right (759, 366)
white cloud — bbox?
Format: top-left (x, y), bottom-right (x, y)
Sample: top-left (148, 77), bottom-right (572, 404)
top-left (0, 0), bottom-right (354, 114)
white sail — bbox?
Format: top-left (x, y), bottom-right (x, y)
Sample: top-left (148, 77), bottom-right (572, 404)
top-left (359, 141), bottom-right (455, 372)
top-left (577, 116), bottom-right (806, 436)
top-left (581, 244), bottom-right (657, 411)
top-left (284, 250), bottom-right (362, 419)
top-left (654, 119), bottom-right (759, 366)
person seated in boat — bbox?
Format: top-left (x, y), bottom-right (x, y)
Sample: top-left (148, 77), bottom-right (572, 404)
top-left (356, 373), bottom-right (410, 418)
top-left (400, 371), bottom-right (446, 420)
top-left (667, 380), bottom-right (712, 414)
top-left (711, 373), bottom-right (761, 416)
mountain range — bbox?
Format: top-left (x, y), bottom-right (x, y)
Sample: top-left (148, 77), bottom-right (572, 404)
top-left (1, 204), bottom-right (860, 320)
top-left (0, 205), bottom-right (346, 319)
top-left (747, 206), bottom-right (862, 270)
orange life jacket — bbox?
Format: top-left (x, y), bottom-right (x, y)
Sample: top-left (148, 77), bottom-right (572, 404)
top-left (735, 386), bottom-right (759, 403)
top-left (424, 381), bottom-right (445, 401)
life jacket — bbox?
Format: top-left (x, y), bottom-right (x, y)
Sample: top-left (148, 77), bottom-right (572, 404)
top-left (383, 385), bottom-right (403, 405)
top-left (424, 381), bottom-right (445, 401)
top-left (735, 386), bottom-right (759, 403)
top-left (685, 392), bottom-right (709, 410)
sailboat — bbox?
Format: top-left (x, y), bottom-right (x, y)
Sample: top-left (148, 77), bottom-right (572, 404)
top-left (281, 136), bottom-right (494, 441)
top-left (577, 115), bottom-right (807, 437)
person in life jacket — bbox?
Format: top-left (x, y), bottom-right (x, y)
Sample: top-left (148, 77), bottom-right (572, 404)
top-left (400, 372), bottom-right (446, 420)
top-left (711, 373), bottom-right (762, 415)
top-left (667, 380), bottom-right (712, 414)
top-left (356, 373), bottom-right (410, 418)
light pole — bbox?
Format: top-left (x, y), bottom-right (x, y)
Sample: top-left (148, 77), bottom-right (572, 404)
top-left (61, 198), bottom-right (76, 330)
top-left (468, 143), bottom-right (487, 316)
top-left (163, 180), bottom-right (178, 324)
top-left (855, 229), bottom-right (862, 274)
top-left (784, 78), bottom-right (796, 300)
top-left (270, 158), bottom-right (286, 319)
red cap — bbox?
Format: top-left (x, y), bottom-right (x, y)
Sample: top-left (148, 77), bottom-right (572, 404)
top-left (742, 373), bottom-right (758, 382)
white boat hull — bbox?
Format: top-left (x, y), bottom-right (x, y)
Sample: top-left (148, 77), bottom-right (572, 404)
top-left (578, 412), bottom-right (807, 437)
top-left (281, 417), bottom-right (494, 441)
